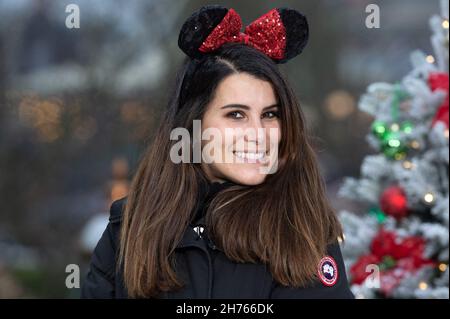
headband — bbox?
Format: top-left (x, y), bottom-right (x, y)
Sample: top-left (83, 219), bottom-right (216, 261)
top-left (178, 5), bottom-right (309, 64)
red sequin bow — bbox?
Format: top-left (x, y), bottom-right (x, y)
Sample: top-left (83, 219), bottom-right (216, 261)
top-left (198, 8), bottom-right (287, 60)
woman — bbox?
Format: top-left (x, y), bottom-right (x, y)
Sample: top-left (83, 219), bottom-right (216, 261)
top-left (82, 5), bottom-right (354, 299)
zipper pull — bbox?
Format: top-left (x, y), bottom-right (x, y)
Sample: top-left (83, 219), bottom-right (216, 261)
top-left (193, 225), bottom-right (204, 239)
top-left (194, 224), bottom-right (217, 250)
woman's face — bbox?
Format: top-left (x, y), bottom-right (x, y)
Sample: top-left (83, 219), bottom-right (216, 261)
top-left (201, 72), bottom-right (281, 185)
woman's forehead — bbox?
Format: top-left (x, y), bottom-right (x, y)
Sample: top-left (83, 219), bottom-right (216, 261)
top-left (212, 73), bottom-right (277, 108)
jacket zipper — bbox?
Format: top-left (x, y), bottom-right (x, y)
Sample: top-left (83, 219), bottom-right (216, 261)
top-left (205, 232), bottom-right (218, 298)
top-left (195, 225), bottom-right (215, 298)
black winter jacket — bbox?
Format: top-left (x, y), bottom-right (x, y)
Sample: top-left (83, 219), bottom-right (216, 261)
top-left (81, 181), bottom-right (354, 299)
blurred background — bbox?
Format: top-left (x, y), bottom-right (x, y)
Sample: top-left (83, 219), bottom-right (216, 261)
top-left (0, 0), bottom-right (442, 298)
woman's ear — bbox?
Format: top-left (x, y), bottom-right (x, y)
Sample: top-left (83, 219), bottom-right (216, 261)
top-left (276, 8), bottom-right (309, 64)
top-left (178, 5), bottom-right (229, 60)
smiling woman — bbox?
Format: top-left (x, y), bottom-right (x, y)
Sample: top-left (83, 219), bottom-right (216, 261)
top-left (81, 5), bottom-right (354, 299)
top-left (169, 72), bottom-right (281, 181)
top-left (200, 72), bottom-right (281, 185)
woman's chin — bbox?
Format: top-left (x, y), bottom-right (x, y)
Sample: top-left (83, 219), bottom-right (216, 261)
top-left (225, 168), bottom-right (268, 186)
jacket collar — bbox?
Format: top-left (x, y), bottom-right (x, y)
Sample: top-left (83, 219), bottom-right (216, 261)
top-left (177, 179), bottom-right (236, 250)
top-left (189, 179), bottom-right (236, 226)
top-left (112, 181), bottom-right (237, 250)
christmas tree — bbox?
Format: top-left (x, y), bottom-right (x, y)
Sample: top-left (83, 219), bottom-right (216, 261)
top-left (338, 0), bottom-right (449, 299)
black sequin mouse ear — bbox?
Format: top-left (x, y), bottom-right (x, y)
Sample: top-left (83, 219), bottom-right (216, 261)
top-left (178, 5), bottom-right (230, 60)
top-left (276, 8), bottom-right (309, 64)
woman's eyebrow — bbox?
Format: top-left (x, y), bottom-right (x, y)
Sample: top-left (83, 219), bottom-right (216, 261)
top-left (220, 103), bottom-right (279, 110)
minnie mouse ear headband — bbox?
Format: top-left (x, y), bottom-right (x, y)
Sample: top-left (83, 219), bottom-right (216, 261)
top-left (178, 5), bottom-right (309, 64)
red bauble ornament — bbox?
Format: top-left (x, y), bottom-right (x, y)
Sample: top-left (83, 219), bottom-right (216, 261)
top-left (380, 186), bottom-right (409, 219)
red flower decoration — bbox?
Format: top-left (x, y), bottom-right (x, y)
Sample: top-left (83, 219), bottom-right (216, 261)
top-left (371, 228), bottom-right (398, 257)
top-left (350, 254), bottom-right (381, 285)
top-left (350, 228), bottom-right (435, 296)
top-left (428, 72), bottom-right (449, 129)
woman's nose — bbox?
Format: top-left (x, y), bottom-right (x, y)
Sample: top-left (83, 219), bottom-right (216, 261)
top-left (244, 116), bottom-right (265, 144)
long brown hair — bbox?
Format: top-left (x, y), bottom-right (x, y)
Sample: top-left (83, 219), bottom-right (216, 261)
top-left (119, 43), bottom-right (343, 298)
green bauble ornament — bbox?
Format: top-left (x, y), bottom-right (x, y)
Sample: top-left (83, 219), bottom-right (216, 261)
top-left (372, 121), bottom-right (388, 139)
top-left (382, 131), bottom-right (407, 159)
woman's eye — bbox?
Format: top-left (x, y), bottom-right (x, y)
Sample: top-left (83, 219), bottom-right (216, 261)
top-left (262, 111), bottom-right (280, 119)
top-left (227, 111), bottom-right (244, 119)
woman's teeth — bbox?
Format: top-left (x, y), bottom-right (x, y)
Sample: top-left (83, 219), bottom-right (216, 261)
top-left (234, 151), bottom-right (265, 161)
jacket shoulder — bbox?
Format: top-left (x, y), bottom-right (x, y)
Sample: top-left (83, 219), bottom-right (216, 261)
top-left (109, 197), bottom-right (127, 223)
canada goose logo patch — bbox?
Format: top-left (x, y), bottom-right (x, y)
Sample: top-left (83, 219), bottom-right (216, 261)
top-left (318, 256), bottom-right (338, 286)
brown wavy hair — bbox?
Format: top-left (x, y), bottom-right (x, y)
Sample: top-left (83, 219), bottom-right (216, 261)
top-left (119, 43), bottom-right (343, 298)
